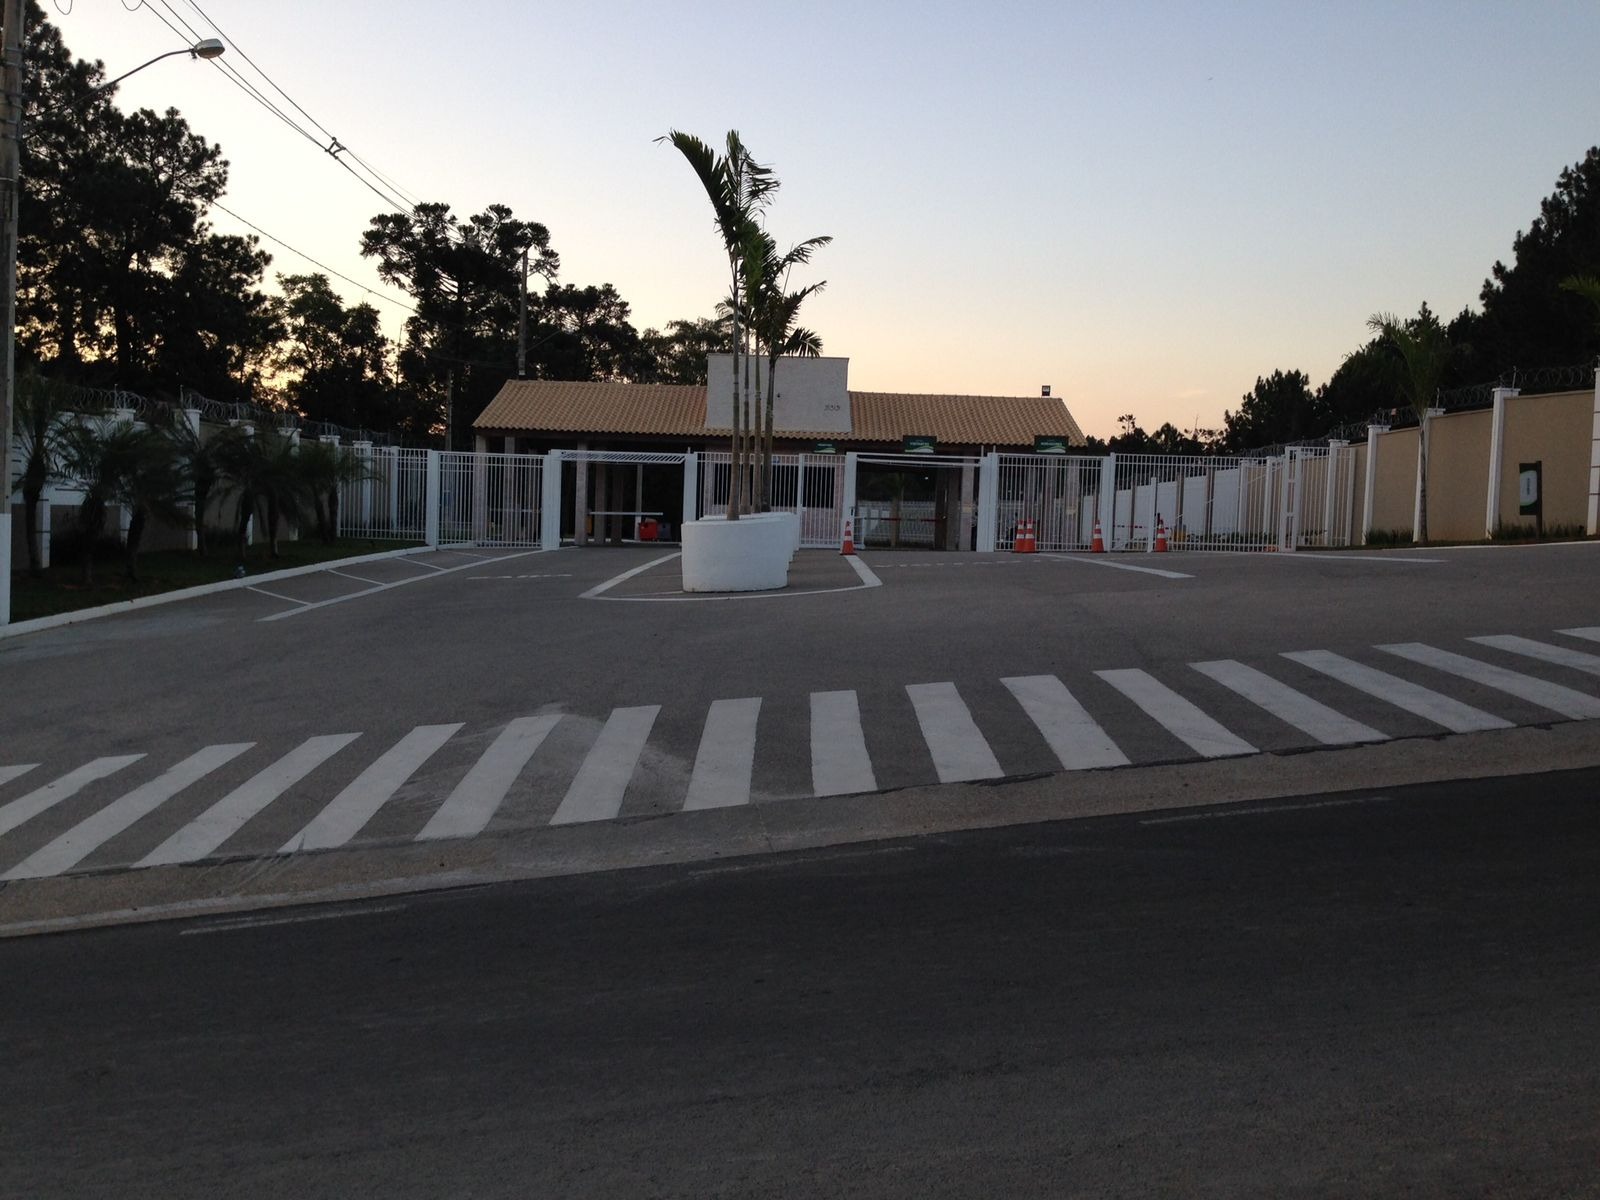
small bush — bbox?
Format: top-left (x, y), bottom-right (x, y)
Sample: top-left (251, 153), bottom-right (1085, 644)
top-left (1491, 522), bottom-right (1588, 542)
top-left (47, 528), bottom-right (124, 565)
top-left (1363, 528), bottom-right (1413, 546)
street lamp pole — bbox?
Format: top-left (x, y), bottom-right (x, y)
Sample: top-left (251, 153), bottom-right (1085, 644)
top-left (0, 10), bottom-right (223, 625)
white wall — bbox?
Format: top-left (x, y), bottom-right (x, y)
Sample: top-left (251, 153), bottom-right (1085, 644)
top-left (705, 355), bottom-right (851, 433)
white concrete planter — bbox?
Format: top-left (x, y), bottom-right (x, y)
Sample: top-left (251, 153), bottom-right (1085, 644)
top-left (681, 513), bottom-right (794, 592)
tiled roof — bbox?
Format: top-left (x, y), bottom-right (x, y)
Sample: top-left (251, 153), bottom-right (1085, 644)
top-left (475, 380), bottom-right (1085, 448)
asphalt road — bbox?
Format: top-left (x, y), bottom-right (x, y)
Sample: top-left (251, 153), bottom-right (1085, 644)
top-left (5, 768), bottom-right (1598, 1198)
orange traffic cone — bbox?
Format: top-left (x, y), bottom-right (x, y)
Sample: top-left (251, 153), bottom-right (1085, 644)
top-left (840, 517), bottom-right (856, 556)
top-left (1154, 520), bottom-right (1168, 552)
top-left (1090, 520), bottom-right (1105, 553)
top-left (1014, 517), bottom-right (1037, 554)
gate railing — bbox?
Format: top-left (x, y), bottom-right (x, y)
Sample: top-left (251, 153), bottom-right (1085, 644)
top-left (700, 452), bottom-right (843, 548)
top-left (338, 446), bottom-right (429, 542)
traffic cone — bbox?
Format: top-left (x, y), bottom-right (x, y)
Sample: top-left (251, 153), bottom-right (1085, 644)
top-left (1090, 520), bottom-right (1105, 553)
top-left (1014, 517), bottom-right (1037, 554)
top-left (1154, 520), bottom-right (1168, 553)
top-left (840, 517), bottom-right (855, 556)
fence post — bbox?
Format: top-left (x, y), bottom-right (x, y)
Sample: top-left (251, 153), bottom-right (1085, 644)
top-left (540, 450), bottom-right (563, 550)
top-left (1097, 452), bottom-right (1117, 549)
top-left (354, 440), bottom-right (374, 534)
top-left (976, 452), bottom-right (999, 553)
top-left (1325, 442), bottom-right (1348, 547)
top-left (424, 449), bottom-right (441, 548)
top-left (843, 451), bottom-right (859, 544)
top-left (1485, 387), bottom-right (1516, 537)
top-left (1362, 425), bottom-right (1387, 544)
top-left (681, 451), bottom-right (699, 533)
top-left (385, 446), bottom-right (399, 534)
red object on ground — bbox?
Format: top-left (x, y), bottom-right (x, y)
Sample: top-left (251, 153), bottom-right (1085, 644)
top-left (1014, 517), bottom-right (1037, 554)
top-left (1091, 520), bottom-right (1105, 553)
top-left (840, 518), bottom-right (856, 556)
top-left (1154, 520), bottom-right (1168, 552)
top-left (639, 518), bottom-right (659, 542)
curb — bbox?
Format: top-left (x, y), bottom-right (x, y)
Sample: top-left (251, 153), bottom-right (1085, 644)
top-left (1, 545), bottom-right (432, 640)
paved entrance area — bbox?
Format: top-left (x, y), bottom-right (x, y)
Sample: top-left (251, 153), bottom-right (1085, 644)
top-left (4, 541), bottom-right (1599, 927)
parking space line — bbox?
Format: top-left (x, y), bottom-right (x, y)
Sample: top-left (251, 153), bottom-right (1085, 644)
top-left (258, 549), bottom-right (546, 621)
top-left (581, 552), bottom-right (684, 599)
top-left (1042, 554), bottom-right (1192, 579)
top-left (327, 569), bottom-right (385, 585)
top-left (247, 586), bottom-right (311, 606)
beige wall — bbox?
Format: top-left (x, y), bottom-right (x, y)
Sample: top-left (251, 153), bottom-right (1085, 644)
top-left (1350, 443), bottom-right (1368, 539)
top-left (1424, 409), bottom-right (1491, 541)
top-left (1498, 390), bottom-right (1592, 532)
top-left (1369, 426), bottom-right (1419, 536)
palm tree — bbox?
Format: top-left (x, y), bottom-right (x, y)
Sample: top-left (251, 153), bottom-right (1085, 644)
top-left (293, 440), bottom-right (372, 543)
top-left (660, 129), bottom-right (776, 517)
top-left (215, 431), bottom-right (307, 559)
top-left (159, 412), bottom-right (235, 556)
top-left (1368, 309), bottom-right (1453, 543)
top-left (54, 417), bottom-right (169, 585)
top-left (12, 373), bottom-right (71, 578)
top-left (1560, 274), bottom-right (1600, 332)
top-left (117, 434), bottom-right (187, 582)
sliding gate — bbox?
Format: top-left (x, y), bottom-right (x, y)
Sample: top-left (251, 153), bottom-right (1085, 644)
top-left (699, 452), bottom-right (844, 548)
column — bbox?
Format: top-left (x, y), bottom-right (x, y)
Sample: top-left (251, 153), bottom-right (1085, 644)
top-left (573, 445), bottom-right (589, 546)
top-left (842, 452), bottom-right (859, 547)
top-left (960, 460), bottom-right (976, 551)
top-left (541, 451), bottom-right (563, 550)
top-left (424, 450), bottom-right (441, 548)
top-left (1362, 425), bottom-right (1388, 545)
top-left (1486, 387), bottom-right (1517, 537)
top-left (594, 462), bottom-right (609, 544)
top-left (682, 452), bottom-right (700, 535)
top-left (1097, 453), bottom-right (1117, 549)
top-left (976, 452), bottom-right (1000, 553)
top-left (635, 464), bottom-right (644, 540)
top-left (354, 440), bottom-right (374, 534)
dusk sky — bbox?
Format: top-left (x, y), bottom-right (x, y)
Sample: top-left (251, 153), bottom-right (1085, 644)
top-left (63, 2), bottom-right (1600, 440)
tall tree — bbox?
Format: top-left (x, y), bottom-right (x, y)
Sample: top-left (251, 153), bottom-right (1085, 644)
top-left (641, 316), bottom-right (728, 384)
top-left (1220, 370), bottom-right (1327, 452)
top-left (1474, 147), bottom-right (1600, 373)
top-left (361, 203), bottom-right (557, 448)
top-left (1369, 308), bottom-right (1453, 542)
top-left (272, 273), bottom-right (400, 432)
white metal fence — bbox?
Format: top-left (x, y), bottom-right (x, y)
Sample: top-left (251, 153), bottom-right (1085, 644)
top-left (996, 455), bottom-right (1105, 551)
top-left (338, 446), bottom-right (429, 542)
top-left (700, 452), bottom-right (844, 548)
top-left (438, 451), bottom-right (543, 547)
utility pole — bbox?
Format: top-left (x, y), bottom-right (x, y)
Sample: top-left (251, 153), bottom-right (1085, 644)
top-left (0, 0), bottom-right (25, 627)
top-left (517, 245), bottom-right (528, 380)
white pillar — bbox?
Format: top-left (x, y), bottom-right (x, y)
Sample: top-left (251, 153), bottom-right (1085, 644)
top-left (1097, 452), bottom-right (1117, 548)
top-left (635, 463), bottom-right (644, 537)
top-left (1362, 426), bottom-right (1387, 544)
top-left (682, 451), bottom-right (699, 533)
top-left (0, 513), bottom-right (8, 624)
top-left (961, 460), bottom-right (977, 551)
top-left (842, 451), bottom-right (859, 536)
top-left (1413, 408), bottom-right (1443, 543)
top-left (541, 451), bottom-right (563, 550)
top-left (385, 446), bottom-right (400, 533)
top-left (470, 435), bottom-right (488, 543)
top-left (976, 452), bottom-right (1000, 553)
top-left (424, 451), bottom-right (441, 547)
top-left (573, 445), bottom-right (589, 546)
top-left (1587, 368), bottom-right (1600, 536)
top-left (1485, 387), bottom-right (1516, 537)
top-left (354, 440), bottom-right (374, 533)
top-left (183, 407), bottom-right (201, 439)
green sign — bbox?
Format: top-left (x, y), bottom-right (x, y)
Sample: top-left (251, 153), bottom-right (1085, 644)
top-left (813, 441), bottom-right (838, 454)
top-left (1033, 436), bottom-right (1068, 455)
top-left (903, 434), bottom-right (937, 455)
top-left (1518, 461), bottom-right (1542, 515)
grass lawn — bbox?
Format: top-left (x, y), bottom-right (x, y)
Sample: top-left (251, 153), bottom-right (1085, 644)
top-left (8, 538), bottom-right (421, 622)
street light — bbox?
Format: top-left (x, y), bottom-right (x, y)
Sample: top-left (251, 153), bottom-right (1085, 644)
top-left (0, 7), bottom-right (224, 625)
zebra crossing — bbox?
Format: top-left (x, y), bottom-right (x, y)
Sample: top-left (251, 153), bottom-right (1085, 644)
top-left (5, 627), bottom-right (1600, 883)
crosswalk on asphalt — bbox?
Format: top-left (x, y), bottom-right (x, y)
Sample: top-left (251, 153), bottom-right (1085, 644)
top-left (5, 628), bottom-right (1600, 882)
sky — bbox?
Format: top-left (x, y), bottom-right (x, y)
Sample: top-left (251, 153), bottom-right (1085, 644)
top-left (57, 0), bottom-right (1600, 441)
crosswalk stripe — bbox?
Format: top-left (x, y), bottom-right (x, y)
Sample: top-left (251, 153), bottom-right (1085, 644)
top-left (906, 682), bottom-right (1003, 782)
top-left (0, 764), bottom-right (39, 789)
top-left (683, 698), bottom-right (761, 811)
top-left (1190, 660), bottom-right (1387, 746)
top-left (2, 744), bottom-right (254, 881)
top-left (1282, 650), bottom-right (1511, 733)
top-left (1473, 634), bottom-right (1600, 677)
top-left (1377, 642), bottom-right (1600, 721)
top-left (810, 690), bottom-right (877, 797)
top-left (284, 724), bottom-right (463, 852)
top-left (0, 755), bottom-right (146, 839)
top-left (1001, 675), bottom-right (1129, 769)
top-left (138, 734), bottom-right (361, 867)
top-left (1558, 627), bottom-right (1600, 645)
top-left (551, 706), bottom-right (661, 824)
top-left (1096, 669), bottom-right (1256, 758)
top-left (416, 715), bottom-right (561, 841)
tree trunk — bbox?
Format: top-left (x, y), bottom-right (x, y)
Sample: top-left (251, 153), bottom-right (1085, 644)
top-left (1417, 417), bottom-right (1429, 544)
top-left (753, 344), bottom-right (768, 512)
top-left (236, 496), bottom-right (253, 560)
top-left (727, 265), bottom-right (743, 520)
top-left (762, 356), bottom-right (780, 512)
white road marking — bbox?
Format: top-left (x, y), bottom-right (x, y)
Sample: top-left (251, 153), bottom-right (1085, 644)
top-left (416, 715), bottom-right (562, 840)
top-left (905, 682), bottom-right (1004, 782)
top-left (1558, 626), bottom-right (1600, 646)
top-left (1001, 675), bottom-right (1129, 769)
top-left (810, 690), bottom-right (878, 797)
top-left (1042, 554), bottom-right (1192, 579)
top-left (1470, 634), bottom-right (1600, 678)
top-left (1273, 552), bottom-right (1443, 563)
top-left (1096, 669), bottom-right (1256, 758)
top-left (3, 744), bottom-right (254, 880)
top-left (551, 706), bottom-right (661, 824)
top-left (0, 756), bottom-right (146, 838)
top-left (327, 569), bottom-right (385, 585)
top-left (1377, 642), bottom-right (1600, 721)
top-left (246, 585), bottom-right (309, 605)
top-left (0, 764), bottom-right (38, 789)
top-left (1190, 659), bottom-right (1387, 745)
top-left (1282, 650), bottom-right (1511, 733)
top-left (683, 698), bottom-right (762, 810)
top-left (139, 734), bottom-right (361, 867)
top-left (845, 556), bottom-right (883, 587)
top-left (581, 552), bottom-right (683, 599)
top-left (284, 724), bottom-right (463, 852)
top-left (259, 549), bottom-right (546, 621)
